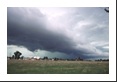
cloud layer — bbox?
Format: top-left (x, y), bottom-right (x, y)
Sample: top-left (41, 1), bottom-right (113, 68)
top-left (7, 7), bottom-right (109, 59)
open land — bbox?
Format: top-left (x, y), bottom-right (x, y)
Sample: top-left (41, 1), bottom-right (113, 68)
top-left (7, 60), bottom-right (109, 74)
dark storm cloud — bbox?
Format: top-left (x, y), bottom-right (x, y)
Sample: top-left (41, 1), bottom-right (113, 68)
top-left (7, 7), bottom-right (109, 59)
top-left (7, 7), bottom-right (87, 58)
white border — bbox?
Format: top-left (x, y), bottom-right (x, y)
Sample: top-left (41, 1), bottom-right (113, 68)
top-left (0, 0), bottom-right (116, 81)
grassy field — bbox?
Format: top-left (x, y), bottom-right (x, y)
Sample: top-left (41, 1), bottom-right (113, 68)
top-left (7, 60), bottom-right (109, 74)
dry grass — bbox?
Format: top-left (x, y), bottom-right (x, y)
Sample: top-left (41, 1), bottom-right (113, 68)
top-left (7, 60), bottom-right (109, 74)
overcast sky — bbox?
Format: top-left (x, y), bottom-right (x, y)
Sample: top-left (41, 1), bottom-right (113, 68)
top-left (7, 7), bottom-right (109, 59)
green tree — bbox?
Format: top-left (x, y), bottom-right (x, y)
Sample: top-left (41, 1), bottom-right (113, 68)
top-left (14, 51), bottom-right (22, 59)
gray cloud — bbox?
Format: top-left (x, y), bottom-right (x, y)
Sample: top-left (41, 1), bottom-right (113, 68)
top-left (7, 7), bottom-right (109, 59)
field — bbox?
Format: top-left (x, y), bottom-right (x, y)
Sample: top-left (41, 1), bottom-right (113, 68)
top-left (7, 60), bottom-right (109, 74)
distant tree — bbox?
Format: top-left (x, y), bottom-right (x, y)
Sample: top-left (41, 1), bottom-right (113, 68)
top-left (43, 56), bottom-right (48, 60)
top-left (76, 57), bottom-right (83, 61)
top-left (78, 57), bottom-right (81, 60)
top-left (12, 55), bottom-right (15, 59)
top-left (7, 56), bottom-right (11, 60)
top-left (54, 57), bottom-right (59, 61)
top-left (14, 51), bottom-right (22, 59)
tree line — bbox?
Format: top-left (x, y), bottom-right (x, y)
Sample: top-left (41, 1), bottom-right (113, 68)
top-left (7, 51), bottom-right (24, 59)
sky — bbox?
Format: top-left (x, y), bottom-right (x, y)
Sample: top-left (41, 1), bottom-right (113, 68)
top-left (7, 7), bottom-right (109, 60)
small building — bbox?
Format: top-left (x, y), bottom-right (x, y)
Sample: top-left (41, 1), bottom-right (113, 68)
top-left (32, 56), bottom-right (40, 60)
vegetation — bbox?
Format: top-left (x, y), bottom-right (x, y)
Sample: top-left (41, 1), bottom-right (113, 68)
top-left (7, 51), bottom-right (24, 60)
top-left (7, 60), bottom-right (109, 74)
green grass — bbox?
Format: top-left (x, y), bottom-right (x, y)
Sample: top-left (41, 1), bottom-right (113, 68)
top-left (7, 60), bottom-right (109, 74)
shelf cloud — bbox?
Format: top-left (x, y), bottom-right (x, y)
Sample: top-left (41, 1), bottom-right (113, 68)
top-left (7, 7), bottom-right (109, 59)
